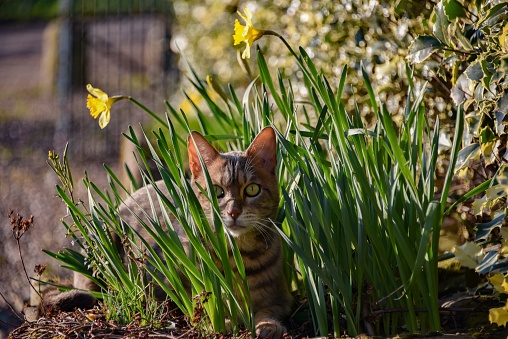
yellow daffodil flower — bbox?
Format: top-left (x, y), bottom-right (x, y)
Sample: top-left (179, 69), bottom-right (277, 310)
top-left (233, 8), bottom-right (265, 59)
top-left (86, 84), bottom-right (128, 129)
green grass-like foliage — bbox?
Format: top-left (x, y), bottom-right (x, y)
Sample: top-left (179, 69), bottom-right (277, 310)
top-left (46, 36), bottom-right (462, 336)
top-left (46, 127), bottom-right (253, 334)
top-left (255, 41), bottom-right (462, 335)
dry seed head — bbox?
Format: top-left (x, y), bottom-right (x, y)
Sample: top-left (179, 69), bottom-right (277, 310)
top-left (34, 264), bottom-right (47, 276)
top-left (8, 210), bottom-right (34, 240)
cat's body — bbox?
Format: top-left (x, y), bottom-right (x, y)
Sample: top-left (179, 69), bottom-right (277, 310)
top-left (43, 127), bottom-right (292, 338)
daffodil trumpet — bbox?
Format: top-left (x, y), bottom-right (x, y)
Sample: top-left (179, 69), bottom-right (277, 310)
top-left (86, 84), bottom-right (168, 129)
top-left (86, 84), bottom-right (129, 129)
top-left (233, 7), bottom-right (281, 59)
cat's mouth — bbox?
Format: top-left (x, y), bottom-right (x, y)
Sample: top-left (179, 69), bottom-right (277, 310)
top-left (227, 224), bottom-right (244, 230)
top-left (225, 223), bottom-right (249, 236)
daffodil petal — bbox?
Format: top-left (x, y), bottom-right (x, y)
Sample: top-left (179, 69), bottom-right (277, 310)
top-left (242, 7), bottom-right (252, 21)
top-left (98, 110), bottom-right (110, 129)
top-left (242, 45), bottom-right (251, 59)
top-left (237, 8), bottom-right (250, 24)
top-left (233, 7), bottom-right (265, 59)
top-left (86, 84), bottom-right (109, 102)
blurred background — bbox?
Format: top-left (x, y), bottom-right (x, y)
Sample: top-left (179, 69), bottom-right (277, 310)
top-left (0, 0), bottom-right (454, 337)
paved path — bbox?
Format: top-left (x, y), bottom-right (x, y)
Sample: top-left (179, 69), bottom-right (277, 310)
top-left (0, 22), bottom-right (45, 92)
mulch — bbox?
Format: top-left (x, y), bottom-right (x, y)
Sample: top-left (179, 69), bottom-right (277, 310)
top-left (7, 304), bottom-right (315, 339)
top-left (9, 308), bottom-right (199, 339)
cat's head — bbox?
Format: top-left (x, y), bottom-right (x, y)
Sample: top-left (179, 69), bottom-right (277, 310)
top-left (187, 127), bottom-right (279, 237)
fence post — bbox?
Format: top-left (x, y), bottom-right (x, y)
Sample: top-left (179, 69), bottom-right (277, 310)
top-left (54, 0), bottom-right (73, 148)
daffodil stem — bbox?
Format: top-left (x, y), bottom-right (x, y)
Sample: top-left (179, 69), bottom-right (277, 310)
top-left (264, 30), bottom-right (299, 59)
top-left (128, 97), bottom-right (169, 129)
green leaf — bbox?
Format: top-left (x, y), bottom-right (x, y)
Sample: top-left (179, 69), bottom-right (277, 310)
top-left (379, 105), bottom-right (418, 195)
top-left (454, 23), bottom-right (474, 50)
top-left (441, 105), bottom-right (464, 213)
top-left (479, 125), bottom-right (496, 145)
top-left (443, 0), bottom-right (467, 20)
top-left (361, 64), bottom-right (378, 113)
top-left (481, 59), bottom-right (494, 92)
top-left (433, 1), bottom-right (451, 45)
top-left (407, 36), bottom-right (443, 63)
top-left (482, 3), bottom-right (508, 27)
top-left (465, 61), bottom-right (484, 82)
top-left (445, 178), bottom-right (493, 215)
top-left (454, 142), bottom-right (481, 172)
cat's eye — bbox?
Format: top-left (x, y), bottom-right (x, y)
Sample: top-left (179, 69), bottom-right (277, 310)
top-left (244, 183), bottom-right (260, 197)
top-left (214, 185), bottom-right (224, 198)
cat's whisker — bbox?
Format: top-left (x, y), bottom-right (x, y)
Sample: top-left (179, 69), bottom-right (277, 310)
top-left (252, 220), bottom-right (276, 246)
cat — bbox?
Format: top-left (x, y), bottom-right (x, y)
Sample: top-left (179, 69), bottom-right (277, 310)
top-left (41, 127), bottom-right (292, 339)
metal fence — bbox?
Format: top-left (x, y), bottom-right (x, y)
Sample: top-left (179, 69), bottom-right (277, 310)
top-left (53, 0), bottom-right (178, 159)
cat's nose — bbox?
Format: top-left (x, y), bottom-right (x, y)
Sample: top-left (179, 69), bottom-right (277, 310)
top-left (227, 207), bottom-right (242, 220)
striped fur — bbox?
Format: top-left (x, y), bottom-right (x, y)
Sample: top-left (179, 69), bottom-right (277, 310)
top-left (187, 127), bottom-right (292, 338)
top-left (42, 128), bottom-right (292, 338)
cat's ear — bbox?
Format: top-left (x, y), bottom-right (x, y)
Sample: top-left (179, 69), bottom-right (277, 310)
top-left (188, 131), bottom-right (220, 177)
top-left (246, 127), bottom-right (277, 174)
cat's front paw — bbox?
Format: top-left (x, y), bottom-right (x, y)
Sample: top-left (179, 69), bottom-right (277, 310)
top-left (255, 319), bottom-right (286, 339)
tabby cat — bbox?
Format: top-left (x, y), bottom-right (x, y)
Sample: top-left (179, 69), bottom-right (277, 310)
top-left (42, 127), bottom-right (292, 339)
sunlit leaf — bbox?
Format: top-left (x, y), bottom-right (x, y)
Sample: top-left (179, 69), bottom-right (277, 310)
top-left (495, 164), bottom-right (508, 187)
top-left (486, 184), bottom-right (506, 202)
top-left (433, 1), bottom-right (451, 45)
top-left (477, 250), bottom-right (508, 275)
top-left (457, 167), bottom-right (470, 180)
top-left (479, 125), bottom-right (496, 155)
top-left (453, 241), bottom-right (484, 269)
top-left (488, 273), bottom-right (508, 294)
top-left (476, 213), bottom-right (505, 242)
top-left (466, 111), bottom-right (481, 136)
top-left (465, 61), bottom-right (484, 82)
top-left (484, 3), bottom-right (508, 27)
top-left (472, 194), bottom-right (487, 215)
top-left (451, 73), bottom-right (474, 105)
top-left (490, 300), bottom-right (508, 327)
top-left (454, 142), bottom-right (481, 173)
top-left (495, 110), bottom-right (507, 135)
top-left (498, 90), bottom-right (508, 114)
top-left (407, 36), bottom-right (442, 63)
top-left (454, 24), bottom-right (474, 50)
top-left (500, 23), bottom-right (508, 50)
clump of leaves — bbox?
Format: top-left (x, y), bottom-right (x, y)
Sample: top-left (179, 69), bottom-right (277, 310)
top-left (408, 0), bottom-right (508, 161)
top-left (408, 0), bottom-right (508, 326)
